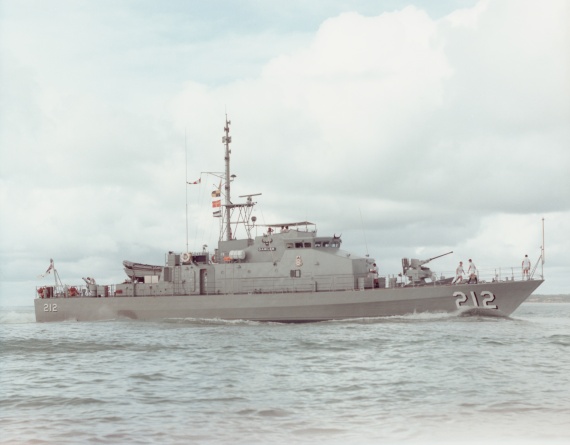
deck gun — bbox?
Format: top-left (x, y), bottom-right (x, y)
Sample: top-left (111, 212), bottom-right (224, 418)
top-left (401, 251), bottom-right (453, 285)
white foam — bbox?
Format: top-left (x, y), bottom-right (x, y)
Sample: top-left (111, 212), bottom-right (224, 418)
top-left (0, 307), bottom-right (35, 324)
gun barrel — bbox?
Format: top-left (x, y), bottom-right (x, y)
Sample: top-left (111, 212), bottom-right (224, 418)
top-left (426, 251), bottom-right (454, 263)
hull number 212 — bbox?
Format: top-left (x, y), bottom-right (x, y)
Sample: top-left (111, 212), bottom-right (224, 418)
top-left (454, 291), bottom-right (498, 310)
top-left (43, 303), bottom-right (58, 312)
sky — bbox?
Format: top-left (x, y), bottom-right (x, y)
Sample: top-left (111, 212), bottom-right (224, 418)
top-left (1, 0), bottom-right (569, 306)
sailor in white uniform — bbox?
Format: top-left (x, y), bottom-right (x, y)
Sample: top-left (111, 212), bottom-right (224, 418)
top-left (522, 255), bottom-right (531, 280)
top-left (453, 261), bottom-right (465, 284)
top-left (467, 259), bottom-right (478, 284)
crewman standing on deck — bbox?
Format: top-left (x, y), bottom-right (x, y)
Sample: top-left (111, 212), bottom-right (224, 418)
top-left (453, 261), bottom-right (465, 284)
top-left (371, 263), bottom-right (379, 288)
top-left (467, 259), bottom-right (478, 284)
top-left (522, 255), bottom-right (531, 280)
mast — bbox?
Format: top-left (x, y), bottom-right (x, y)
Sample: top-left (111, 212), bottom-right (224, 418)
top-left (541, 217), bottom-right (545, 279)
top-left (222, 115), bottom-right (232, 241)
top-left (216, 115), bottom-right (260, 242)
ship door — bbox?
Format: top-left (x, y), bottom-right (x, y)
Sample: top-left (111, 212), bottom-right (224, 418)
top-left (199, 269), bottom-right (207, 295)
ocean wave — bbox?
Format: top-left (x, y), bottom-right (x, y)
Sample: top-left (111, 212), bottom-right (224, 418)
top-left (547, 334), bottom-right (570, 347)
top-left (323, 311), bottom-right (458, 325)
top-left (159, 317), bottom-right (283, 326)
top-left (0, 307), bottom-right (35, 324)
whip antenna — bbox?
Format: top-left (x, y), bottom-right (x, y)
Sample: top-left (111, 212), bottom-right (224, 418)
top-left (359, 207), bottom-right (369, 257)
top-left (185, 130), bottom-right (189, 252)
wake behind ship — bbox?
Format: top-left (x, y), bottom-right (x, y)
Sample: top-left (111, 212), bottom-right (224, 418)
top-left (35, 117), bottom-right (544, 322)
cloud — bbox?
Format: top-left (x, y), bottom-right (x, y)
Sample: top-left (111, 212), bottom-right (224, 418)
top-left (1, 0), bottom-right (568, 305)
top-left (170, 2), bottom-right (568, 223)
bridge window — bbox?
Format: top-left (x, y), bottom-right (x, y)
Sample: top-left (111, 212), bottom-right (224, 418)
top-left (290, 270), bottom-right (301, 278)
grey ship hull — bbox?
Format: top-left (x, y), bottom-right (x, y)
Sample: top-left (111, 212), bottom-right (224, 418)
top-left (35, 279), bottom-right (542, 323)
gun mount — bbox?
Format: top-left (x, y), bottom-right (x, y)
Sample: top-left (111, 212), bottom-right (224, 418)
top-left (401, 251), bottom-right (453, 286)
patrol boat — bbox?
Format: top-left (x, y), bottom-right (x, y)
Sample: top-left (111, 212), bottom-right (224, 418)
top-left (35, 117), bottom-right (544, 322)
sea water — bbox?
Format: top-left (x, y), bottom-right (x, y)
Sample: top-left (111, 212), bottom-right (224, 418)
top-left (1, 303), bottom-right (569, 445)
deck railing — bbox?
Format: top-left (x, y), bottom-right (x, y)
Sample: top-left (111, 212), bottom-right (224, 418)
top-left (446, 265), bottom-right (541, 283)
top-left (36, 284), bottom-right (116, 299)
top-left (384, 264), bottom-right (542, 288)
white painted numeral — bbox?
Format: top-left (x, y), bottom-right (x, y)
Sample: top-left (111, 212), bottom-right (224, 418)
top-left (43, 303), bottom-right (58, 312)
top-left (454, 291), bottom-right (468, 309)
top-left (470, 291), bottom-right (479, 307)
top-left (454, 291), bottom-right (497, 310)
top-left (481, 291), bottom-right (498, 309)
